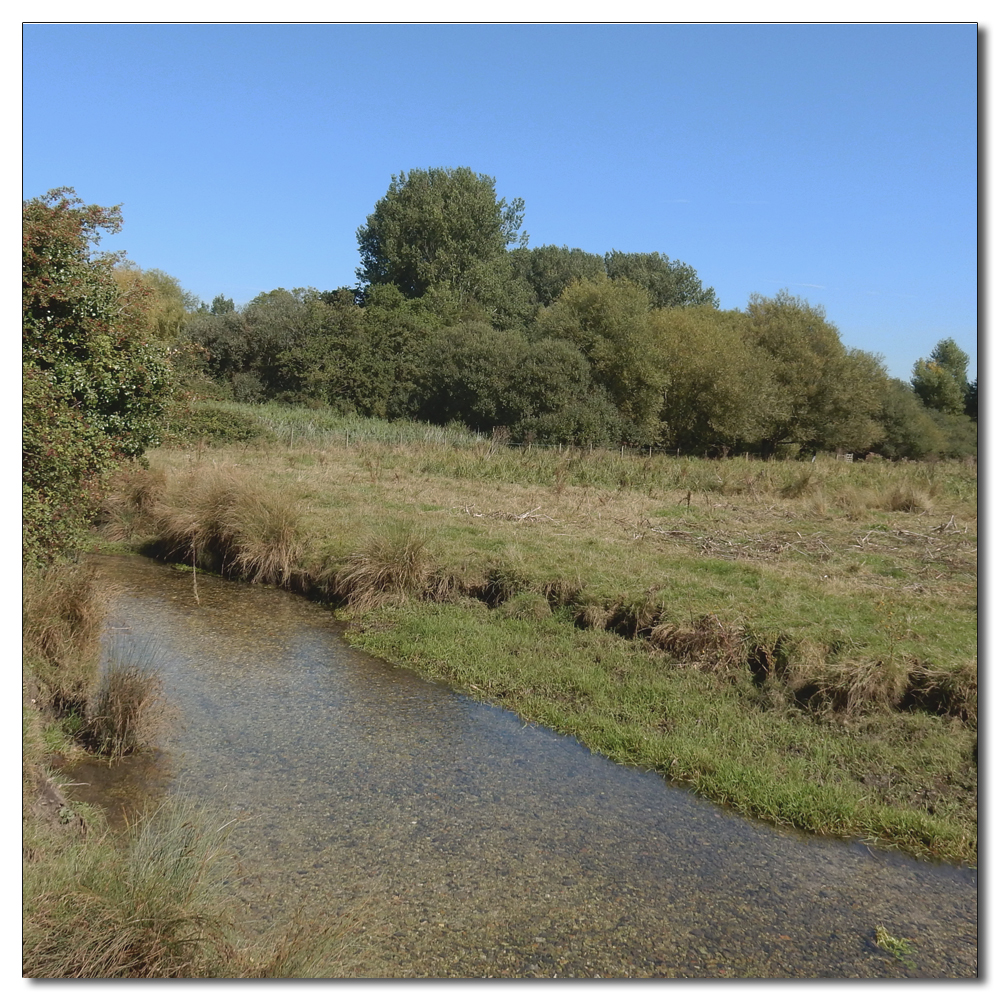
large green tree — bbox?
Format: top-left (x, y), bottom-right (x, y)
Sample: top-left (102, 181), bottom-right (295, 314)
top-left (605, 250), bottom-right (719, 309)
top-left (23, 188), bottom-right (170, 561)
top-left (869, 379), bottom-right (947, 459)
top-left (649, 306), bottom-right (776, 452)
top-left (744, 291), bottom-right (886, 455)
top-left (510, 244), bottom-right (607, 308)
top-left (535, 276), bottom-right (666, 442)
top-left (185, 288), bottom-right (311, 401)
top-left (356, 167), bottom-right (527, 303)
top-left (911, 337), bottom-right (970, 415)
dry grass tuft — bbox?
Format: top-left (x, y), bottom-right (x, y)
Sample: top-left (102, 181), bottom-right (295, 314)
top-left (575, 604), bottom-right (611, 630)
top-left (904, 661), bottom-right (977, 723)
top-left (23, 799), bottom-right (356, 978)
top-left (500, 592), bottom-right (553, 622)
top-left (423, 570), bottom-right (469, 604)
top-left (542, 578), bottom-right (585, 608)
top-left (648, 614), bottom-right (745, 672)
top-left (796, 657), bottom-right (913, 716)
top-left (82, 642), bottom-right (163, 759)
top-left (881, 485), bottom-right (932, 514)
top-left (23, 563), bottom-right (109, 711)
top-left (605, 595), bottom-right (660, 638)
top-left (151, 467), bottom-right (304, 586)
top-left (795, 656), bottom-right (976, 721)
top-left (334, 524), bottom-right (434, 612)
top-left (98, 465), bottom-right (167, 541)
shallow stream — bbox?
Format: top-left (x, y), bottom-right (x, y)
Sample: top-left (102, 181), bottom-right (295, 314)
top-left (70, 554), bottom-right (977, 977)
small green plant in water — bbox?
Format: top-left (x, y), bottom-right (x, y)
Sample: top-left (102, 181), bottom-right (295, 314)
top-left (875, 924), bottom-right (916, 968)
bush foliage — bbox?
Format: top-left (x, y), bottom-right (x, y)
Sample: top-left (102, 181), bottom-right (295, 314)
top-left (23, 188), bottom-right (171, 563)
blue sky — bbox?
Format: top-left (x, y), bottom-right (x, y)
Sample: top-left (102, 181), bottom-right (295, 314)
top-left (22, 22), bottom-right (978, 382)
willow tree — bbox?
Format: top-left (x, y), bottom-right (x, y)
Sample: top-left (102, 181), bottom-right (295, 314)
top-left (649, 306), bottom-right (776, 452)
top-left (535, 276), bottom-right (666, 443)
top-left (745, 291), bottom-right (887, 455)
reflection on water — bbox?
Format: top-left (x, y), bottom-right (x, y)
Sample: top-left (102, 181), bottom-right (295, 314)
top-left (69, 555), bottom-right (977, 978)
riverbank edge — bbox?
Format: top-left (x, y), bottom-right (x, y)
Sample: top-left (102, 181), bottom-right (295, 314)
top-left (21, 561), bottom-right (360, 978)
top-left (99, 528), bottom-right (977, 869)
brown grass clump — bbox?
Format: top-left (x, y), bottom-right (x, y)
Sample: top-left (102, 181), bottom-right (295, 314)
top-left (98, 464), bottom-right (167, 541)
top-left (333, 524), bottom-right (434, 612)
top-left (82, 644), bottom-right (163, 759)
top-left (541, 578), bottom-right (585, 609)
top-left (648, 614), bottom-right (744, 672)
top-left (423, 569), bottom-right (472, 604)
top-left (575, 604), bottom-right (611, 630)
top-left (880, 485), bottom-right (932, 514)
top-left (792, 656), bottom-right (976, 722)
top-left (605, 594), bottom-right (660, 638)
top-left (23, 563), bottom-right (108, 711)
top-left (151, 467), bottom-right (304, 586)
top-left (795, 657), bottom-right (913, 716)
top-left (903, 661), bottom-right (978, 723)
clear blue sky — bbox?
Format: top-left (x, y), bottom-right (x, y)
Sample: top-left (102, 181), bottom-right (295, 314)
top-left (22, 22), bottom-right (978, 383)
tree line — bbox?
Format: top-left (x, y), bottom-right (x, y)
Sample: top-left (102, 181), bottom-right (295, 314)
top-left (176, 167), bottom-right (976, 459)
top-left (23, 175), bottom-right (977, 556)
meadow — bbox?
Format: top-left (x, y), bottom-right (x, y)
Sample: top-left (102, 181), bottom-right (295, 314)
top-left (104, 401), bottom-right (978, 864)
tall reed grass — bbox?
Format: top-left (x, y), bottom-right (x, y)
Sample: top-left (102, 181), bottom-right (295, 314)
top-left (23, 563), bottom-right (108, 712)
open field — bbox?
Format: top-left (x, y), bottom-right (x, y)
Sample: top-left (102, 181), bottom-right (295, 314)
top-left (105, 403), bottom-right (978, 863)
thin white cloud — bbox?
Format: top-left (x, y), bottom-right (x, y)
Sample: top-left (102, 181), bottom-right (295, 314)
top-left (764, 280), bottom-right (827, 290)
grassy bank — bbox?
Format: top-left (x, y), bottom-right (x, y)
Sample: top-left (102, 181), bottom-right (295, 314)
top-left (104, 402), bottom-right (977, 863)
top-left (22, 560), bottom-right (359, 977)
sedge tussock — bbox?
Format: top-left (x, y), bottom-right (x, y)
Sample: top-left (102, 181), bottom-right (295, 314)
top-left (22, 799), bottom-right (357, 978)
top-left (82, 641), bottom-right (163, 760)
top-left (151, 467), bottom-right (304, 585)
top-left (334, 525), bottom-right (434, 612)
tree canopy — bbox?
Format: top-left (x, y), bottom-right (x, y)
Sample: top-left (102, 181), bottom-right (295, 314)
top-left (605, 250), bottom-right (719, 309)
top-left (356, 167), bottom-right (527, 301)
top-left (45, 165), bottom-right (972, 464)
top-left (911, 338), bottom-right (970, 415)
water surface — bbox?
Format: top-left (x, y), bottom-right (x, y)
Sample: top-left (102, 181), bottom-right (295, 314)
top-left (75, 555), bottom-right (977, 978)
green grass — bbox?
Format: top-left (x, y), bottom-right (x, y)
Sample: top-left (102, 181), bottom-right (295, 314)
top-left (107, 402), bottom-right (977, 862)
top-left (343, 600), bottom-right (975, 862)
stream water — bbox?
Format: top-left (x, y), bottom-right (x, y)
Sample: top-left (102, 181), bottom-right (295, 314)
top-left (69, 554), bottom-right (977, 978)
